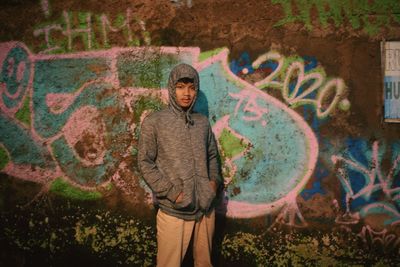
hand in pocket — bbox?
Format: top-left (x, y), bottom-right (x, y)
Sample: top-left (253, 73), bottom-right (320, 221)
top-left (209, 180), bottom-right (217, 193)
top-left (175, 191), bottom-right (184, 203)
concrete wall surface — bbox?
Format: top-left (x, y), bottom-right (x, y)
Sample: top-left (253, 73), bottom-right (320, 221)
top-left (1, 0), bottom-right (400, 266)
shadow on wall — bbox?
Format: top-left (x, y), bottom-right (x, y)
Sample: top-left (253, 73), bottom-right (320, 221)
top-left (194, 89), bottom-right (210, 118)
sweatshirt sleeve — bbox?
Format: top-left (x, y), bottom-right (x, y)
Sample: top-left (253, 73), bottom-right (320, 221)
top-left (138, 117), bottom-right (182, 202)
top-left (207, 123), bottom-right (223, 187)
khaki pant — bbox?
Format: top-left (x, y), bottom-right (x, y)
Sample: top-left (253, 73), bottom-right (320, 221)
top-left (156, 209), bottom-right (215, 267)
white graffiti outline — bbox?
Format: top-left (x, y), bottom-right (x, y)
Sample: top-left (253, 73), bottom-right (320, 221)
top-left (33, 9), bottom-right (150, 54)
top-left (252, 51), bottom-right (348, 118)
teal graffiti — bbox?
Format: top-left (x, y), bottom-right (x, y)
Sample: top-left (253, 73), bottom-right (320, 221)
top-left (0, 113), bottom-right (54, 168)
top-left (1, 43), bottom-right (318, 219)
top-left (0, 43), bottom-right (195, 188)
top-left (32, 58), bottom-right (111, 138)
top-left (0, 43), bottom-right (31, 111)
top-left (196, 62), bottom-right (312, 203)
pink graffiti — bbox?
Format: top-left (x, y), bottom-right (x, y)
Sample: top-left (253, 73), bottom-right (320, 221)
top-left (229, 90), bottom-right (268, 126)
top-left (358, 225), bottom-right (400, 250)
top-left (45, 80), bottom-right (108, 114)
top-left (2, 161), bottom-right (62, 184)
top-left (273, 199), bottom-right (307, 228)
top-left (1, 43), bottom-right (319, 222)
top-left (46, 93), bottom-right (77, 115)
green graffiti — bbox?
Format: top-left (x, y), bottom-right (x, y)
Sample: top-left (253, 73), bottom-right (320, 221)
top-left (49, 177), bottom-right (102, 200)
top-left (199, 48), bottom-right (226, 62)
top-left (94, 13), bottom-right (134, 48)
top-left (272, 0), bottom-right (400, 36)
top-left (77, 12), bottom-right (94, 50)
top-left (15, 95), bottom-right (31, 127)
top-left (219, 128), bottom-right (248, 160)
top-left (0, 146), bottom-right (9, 170)
top-left (33, 15), bottom-right (66, 54)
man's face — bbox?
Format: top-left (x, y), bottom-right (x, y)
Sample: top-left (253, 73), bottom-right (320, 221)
top-left (175, 81), bottom-right (196, 110)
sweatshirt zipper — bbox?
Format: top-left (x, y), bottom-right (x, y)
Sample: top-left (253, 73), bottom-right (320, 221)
top-left (186, 122), bottom-right (199, 212)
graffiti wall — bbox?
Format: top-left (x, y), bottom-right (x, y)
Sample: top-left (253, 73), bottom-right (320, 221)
top-left (1, 0), bottom-right (400, 266)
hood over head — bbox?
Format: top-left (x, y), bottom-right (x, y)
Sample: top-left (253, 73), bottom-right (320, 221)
top-left (167, 63), bottom-right (199, 125)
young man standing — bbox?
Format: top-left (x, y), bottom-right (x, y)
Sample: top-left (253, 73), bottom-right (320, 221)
top-left (138, 63), bottom-right (222, 267)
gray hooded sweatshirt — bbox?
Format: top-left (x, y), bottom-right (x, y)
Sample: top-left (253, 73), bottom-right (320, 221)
top-left (138, 63), bottom-right (222, 220)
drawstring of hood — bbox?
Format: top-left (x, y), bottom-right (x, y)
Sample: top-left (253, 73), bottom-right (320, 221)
top-left (167, 63), bottom-right (199, 126)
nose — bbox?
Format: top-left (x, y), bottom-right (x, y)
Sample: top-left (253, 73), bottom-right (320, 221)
top-left (183, 87), bottom-right (191, 95)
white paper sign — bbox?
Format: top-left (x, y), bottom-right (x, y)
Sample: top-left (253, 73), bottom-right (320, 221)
top-left (382, 41), bottom-right (400, 122)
